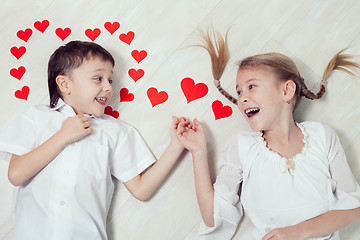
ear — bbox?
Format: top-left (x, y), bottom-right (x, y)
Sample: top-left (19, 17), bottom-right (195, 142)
top-left (56, 75), bottom-right (71, 95)
top-left (282, 80), bottom-right (296, 102)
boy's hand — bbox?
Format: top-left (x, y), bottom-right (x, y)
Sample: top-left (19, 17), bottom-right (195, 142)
top-left (169, 116), bottom-right (186, 152)
top-left (59, 115), bottom-right (93, 144)
top-left (176, 118), bottom-right (207, 154)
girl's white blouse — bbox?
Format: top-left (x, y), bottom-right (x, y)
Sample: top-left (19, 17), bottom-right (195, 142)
top-left (199, 122), bottom-right (360, 240)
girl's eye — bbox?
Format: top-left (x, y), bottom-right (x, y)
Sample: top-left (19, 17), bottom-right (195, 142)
top-left (109, 79), bottom-right (113, 84)
top-left (237, 90), bottom-right (242, 96)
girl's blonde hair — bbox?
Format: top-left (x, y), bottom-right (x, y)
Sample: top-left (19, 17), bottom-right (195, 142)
top-left (198, 29), bottom-right (360, 107)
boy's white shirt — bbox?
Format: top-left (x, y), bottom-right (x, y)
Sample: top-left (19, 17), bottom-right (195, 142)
top-left (0, 99), bottom-right (156, 240)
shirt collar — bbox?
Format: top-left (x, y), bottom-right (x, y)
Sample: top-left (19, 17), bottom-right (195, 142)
top-left (50, 99), bottom-right (96, 119)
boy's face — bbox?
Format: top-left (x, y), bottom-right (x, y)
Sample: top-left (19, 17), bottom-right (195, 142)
top-left (62, 57), bottom-right (114, 117)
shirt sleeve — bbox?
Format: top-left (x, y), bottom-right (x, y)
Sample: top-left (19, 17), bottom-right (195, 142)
top-left (324, 124), bottom-right (360, 210)
top-left (0, 111), bottom-right (36, 162)
top-left (109, 122), bottom-right (156, 183)
top-left (199, 135), bottom-right (243, 239)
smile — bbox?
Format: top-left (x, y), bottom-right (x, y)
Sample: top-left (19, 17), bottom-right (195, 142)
top-left (95, 97), bottom-right (108, 105)
top-left (245, 107), bottom-right (260, 118)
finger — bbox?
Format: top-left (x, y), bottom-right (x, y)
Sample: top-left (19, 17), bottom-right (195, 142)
top-left (193, 118), bottom-right (203, 130)
top-left (83, 121), bottom-right (92, 129)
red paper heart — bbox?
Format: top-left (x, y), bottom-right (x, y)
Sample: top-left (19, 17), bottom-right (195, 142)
top-left (212, 100), bottom-right (232, 120)
top-left (181, 77), bottom-right (208, 103)
top-left (119, 31), bottom-right (135, 45)
top-left (10, 66), bottom-right (26, 80)
top-left (120, 88), bottom-right (135, 102)
top-left (10, 46), bottom-right (26, 60)
top-left (17, 28), bottom-right (32, 42)
top-left (131, 50), bottom-right (147, 63)
top-left (104, 106), bottom-right (119, 118)
top-left (15, 86), bottom-right (30, 100)
top-left (128, 68), bottom-right (144, 82)
top-left (147, 87), bottom-right (168, 107)
top-left (55, 28), bottom-right (71, 41)
top-left (34, 20), bottom-right (49, 33)
top-left (104, 22), bottom-right (120, 35)
top-left (85, 28), bottom-right (101, 41)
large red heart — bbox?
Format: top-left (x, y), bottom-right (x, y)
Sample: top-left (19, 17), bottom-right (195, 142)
top-left (104, 22), bottom-right (120, 35)
top-left (128, 68), bottom-right (144, 82)
top-left (10, 46), bottom-right (26, 60)
top-left (181, 77), bottom-right (208, 103)
top-left (119, 31), bottom-right (135, 45)
top-left (17, 28), bottom-right (32, 42)
top-left (55, 27), bottom-right (71, 41)
top-left (15, 86), bottom-right (30, 100)
top-left (104, 106), bottom-right (119, 118)
top-left (147, 87), bottom-right (168, 107)
top-left (120, 88), bottom-right (134, 102)
top-left (34, 20), bottom-right (49, 33)
top-left (212, 100), bottom-right (232, 120)
top-left (10, 66), bottom-right (26, 80)
top-left (131, 50), bottom-right (147, 63)
top-left (85, 28), bottom-right (101, 41)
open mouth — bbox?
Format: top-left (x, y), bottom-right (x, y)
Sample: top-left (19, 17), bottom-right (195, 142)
top-left (245, 107), bottom-right (260, 118)
top-left (95, 97), bottom-right (108, 105)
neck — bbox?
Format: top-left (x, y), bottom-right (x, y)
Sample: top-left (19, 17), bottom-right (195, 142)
top-left (263, 118), bottom-right (298, 145)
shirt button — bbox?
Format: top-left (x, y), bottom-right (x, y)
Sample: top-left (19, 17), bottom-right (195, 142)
top-left (60, 201), bottom-right (65, 206)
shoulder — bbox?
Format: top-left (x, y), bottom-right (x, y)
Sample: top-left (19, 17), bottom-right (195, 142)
top-left (300, 121), bottom-right (337, 139)
top-left (223, 129), bottom-right (262, 155)
top-left (95, 115), bottom-right (139, 136)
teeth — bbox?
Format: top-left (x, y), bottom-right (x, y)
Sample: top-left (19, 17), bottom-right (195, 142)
top-left (245, 107), bottom-right (259, 114)
top-left (96, 97), bottom-right (106, 102)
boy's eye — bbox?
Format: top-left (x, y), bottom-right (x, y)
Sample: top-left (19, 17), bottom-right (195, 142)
top-left (249, 84), bottom-right (255, 90)
top-left (95, 77), bottom-right (102, 81)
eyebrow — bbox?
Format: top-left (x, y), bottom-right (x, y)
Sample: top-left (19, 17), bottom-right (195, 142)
top-left (236, 78), bottom-right (258, 89)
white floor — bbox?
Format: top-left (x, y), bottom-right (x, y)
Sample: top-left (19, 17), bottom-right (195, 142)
top-left (1, 0), bottom-right (360, 239)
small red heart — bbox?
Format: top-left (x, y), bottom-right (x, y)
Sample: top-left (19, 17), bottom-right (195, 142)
top-left (212, 100), bottom-right (232, 120)
top-left (34, 20), bottom-right (49, 33)
top-left (10, 46), bottom-right (26, 60)
top-left (104, 22), bottom-right (120, 35)
top-left (147, 87), bottom-right (168, 107)
top-left (10, 66), bottom-right (26, 80)
top-left (104, 106), bottom-right (119, 119)
top-left (181, 77), bottom-right (208, 103)
top-left (131, 50), bottom-right (147, 63)
top-left (85, 28), bottom-right (101, 41)
top-left (128, 68), bottom-right (144, 82)
top-left (119, 31), bottom-right (135, 45)
top-left (120, 88), bottom-right (135, 102)
top-left (17, 28), bottom-right (32, 42)
top-left (55, 27), bottom-right (71, 41)
top-left (15, 86), bottom-right (30, 100)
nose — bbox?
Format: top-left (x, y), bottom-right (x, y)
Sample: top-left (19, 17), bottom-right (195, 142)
top-left (238, 93), bottom-right (248, 103)
top-left (103, 80), bottom-right (113, 92)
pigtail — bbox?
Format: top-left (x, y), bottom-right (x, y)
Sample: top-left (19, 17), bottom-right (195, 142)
top-left (195, 29), bottom-right (237, 104)
top-left (300, 49), bottom-right (360, 100)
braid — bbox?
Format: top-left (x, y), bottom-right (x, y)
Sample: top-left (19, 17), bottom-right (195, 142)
top-left (196, 29), bottom-right (238, 105)
top-left (299, 49), bottom-right (360, 100)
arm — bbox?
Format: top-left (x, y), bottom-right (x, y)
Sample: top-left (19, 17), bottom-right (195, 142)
top-left (8, 115), bottom-right (93, 186)
top-left (262, 208), bottom-right (360, 240)
top-left (123, 116), bottom-right (185, 201)
top-left (176, 118), bottom-right (215, 227)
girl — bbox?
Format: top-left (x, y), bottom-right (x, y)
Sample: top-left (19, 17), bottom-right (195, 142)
top-left (0, 41), bottom-right (185, 240)
top-left (176, 31), bottom-right (360, 240)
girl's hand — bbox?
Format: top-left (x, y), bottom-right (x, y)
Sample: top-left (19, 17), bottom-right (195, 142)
top-left (59, 115), bottom-right (93, 144)
top-left (176, 118), bottom-right (207, 154)
top-left (262, 225), bottom-right (306, 240)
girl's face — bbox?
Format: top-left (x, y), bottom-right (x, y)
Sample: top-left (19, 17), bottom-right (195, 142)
top-left (236, 67), bottom-right (287, 131)
top-left (64, 57), bottom-right (114, 117)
